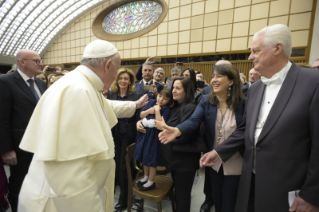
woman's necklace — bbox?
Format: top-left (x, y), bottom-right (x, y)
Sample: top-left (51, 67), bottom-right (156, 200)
top-left (217, 106), bottom-right (228, 145)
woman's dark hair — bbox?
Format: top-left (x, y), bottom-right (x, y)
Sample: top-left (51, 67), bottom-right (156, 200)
top-left (209, 64), bottom-right (243, 110)
top-left (181, 68), bottom-right (197, 89)
top-left (172, 77), bottom-right (195, 112)
top-left (158, 85), bottom-right (174, 108)
top-left (164, 75), bottom-right (171, 84)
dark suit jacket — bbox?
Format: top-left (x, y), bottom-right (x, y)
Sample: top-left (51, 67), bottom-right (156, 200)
top-left (241, 83), bottom-right (249, 96)
top-left (0, 70), bottom-right (47, 155)
top-left (202, 85), bottom-right (212, 95)
top-left (135, 64), bottom-right (143, 81)
top-left (107, 90), bottom-right (141, 141)
top-left (177, 95), bottom-right (245, 151)
top-left (134, 79), bottom-right (156, 99)
top-left (215, 63), bottom-right (319, 211)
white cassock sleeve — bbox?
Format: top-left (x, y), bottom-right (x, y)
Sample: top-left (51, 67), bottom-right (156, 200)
top-left (106, 99), bottom-right (136, 118)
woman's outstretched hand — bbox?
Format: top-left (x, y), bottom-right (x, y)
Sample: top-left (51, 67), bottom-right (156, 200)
top-left (158, 125), bottom-right (181, 144)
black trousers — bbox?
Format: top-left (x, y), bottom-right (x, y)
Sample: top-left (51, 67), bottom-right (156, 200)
top-left (8, 152), bottom-right (33, 212)
top-left (210, 166), bottom-right (240, 212)
top-left (114, 132), bottom-right (132, 207)
top-left (0, 204), bottom-right (5, 212)
top-left (247, 173), bottom-right (255, 212)
top-left (171, 170), bottom-right (196, 212)
top-left (204, 166), bottom-right (214, 204)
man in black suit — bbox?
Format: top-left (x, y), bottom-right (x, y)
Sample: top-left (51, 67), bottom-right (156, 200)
top-left (201, 24), bottom-right (319, 211)
top-left (134, 61), bottom-right (156, 99)
top-left (0, 50), bottom-right (47, 212)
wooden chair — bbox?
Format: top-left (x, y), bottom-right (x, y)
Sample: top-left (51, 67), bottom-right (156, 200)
top-left (126, 143), bottom-right (176, 212)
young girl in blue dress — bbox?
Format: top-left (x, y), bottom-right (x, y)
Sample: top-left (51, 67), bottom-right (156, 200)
top-left (134, 84), bottom-right (173, 191)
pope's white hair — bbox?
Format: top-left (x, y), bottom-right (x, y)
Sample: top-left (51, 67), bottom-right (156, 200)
top-left (80, 53), bottom-right (119, 68)
top-left (253, 24), bottom-right (292, 58)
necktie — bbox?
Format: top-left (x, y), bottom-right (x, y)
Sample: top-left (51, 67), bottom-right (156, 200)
top-left (145, 82), bottom-right (149, 85)
top-left (27, 79), bottom-right (40, 101)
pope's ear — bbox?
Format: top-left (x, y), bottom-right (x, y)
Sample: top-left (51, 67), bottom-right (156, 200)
top-left (104, 59), bottom-right (112, 72)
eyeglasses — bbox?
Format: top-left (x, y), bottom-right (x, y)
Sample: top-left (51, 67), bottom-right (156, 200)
top-left (22, 58), bottom-right (42, 65)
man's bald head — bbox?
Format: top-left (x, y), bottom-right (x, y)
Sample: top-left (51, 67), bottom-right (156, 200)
top-left (16, 49), bottom-right (43, 78)
top-left (16, 49), bottom-right (39, 61)
top-left (215, 60), bottom-right (231, 66)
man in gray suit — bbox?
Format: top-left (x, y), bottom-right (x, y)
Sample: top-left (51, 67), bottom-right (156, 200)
top-left (201, 24), bottom-right (319, 211)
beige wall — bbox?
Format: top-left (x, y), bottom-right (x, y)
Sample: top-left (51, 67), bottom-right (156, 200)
top-left (42, 0), bottom-right (315, 65)
top-left (309, 0), bottom-right (319, 65)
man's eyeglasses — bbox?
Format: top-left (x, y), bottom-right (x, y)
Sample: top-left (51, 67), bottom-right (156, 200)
top-left (22, 59), bottom-right (42, 65)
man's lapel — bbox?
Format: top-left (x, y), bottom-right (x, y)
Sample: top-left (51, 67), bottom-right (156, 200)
top-left (249, 83), bottom-right (265, 144)
top-left (13, 71), bottom-right (37, 103)
top-left (35, 78), bottom-right (46, 94)
top-left (257, 63), bottom-right (299, 143)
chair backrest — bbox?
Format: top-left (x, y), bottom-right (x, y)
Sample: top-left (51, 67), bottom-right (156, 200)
top-left (125, 143), bottom-right (136, 206)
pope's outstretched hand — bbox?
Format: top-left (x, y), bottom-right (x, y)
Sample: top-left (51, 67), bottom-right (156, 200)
top-left (200, 150), bottom-right (219, 167)
top-left (135, 94), bottom-right (148, 109)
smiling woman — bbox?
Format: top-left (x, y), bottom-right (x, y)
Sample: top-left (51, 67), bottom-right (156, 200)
top-left (107, 67), bottom-right (142, 211)
top-left (158, 65), bottom-right (246, 212)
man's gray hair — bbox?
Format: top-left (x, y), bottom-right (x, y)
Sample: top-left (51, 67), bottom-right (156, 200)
top-left (154, 67), bottom-right (164, 73)
top-left (171, 67), bottom-right (181, 74)
top-left (253, 24), bottom-right (292, 58)
top-left (142, 61), bottom-right (154, 70)
top-left (249, 68), bottom-right (261, 76)
top-left (80, 54), bottom-right (119, 68)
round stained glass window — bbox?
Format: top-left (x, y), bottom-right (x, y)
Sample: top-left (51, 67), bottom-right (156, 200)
top-left (102, 1), bottom-right (162, 35)
top-left (92, 0), bottom-right (168, 41)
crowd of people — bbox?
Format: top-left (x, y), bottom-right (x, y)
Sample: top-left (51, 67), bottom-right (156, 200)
top-left (0, 24), bottom-right (319, 212)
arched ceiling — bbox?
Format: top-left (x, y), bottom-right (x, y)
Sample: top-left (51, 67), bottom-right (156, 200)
top-left (0, 0), bottom-right (112, 61)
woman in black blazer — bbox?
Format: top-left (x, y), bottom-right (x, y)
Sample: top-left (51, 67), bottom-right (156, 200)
top-left (151, 77), bottom-right (200, 212)
top-left (159, 65), bottom-right (246, 212)
top-left (107, 67), bottom-right (141, 212)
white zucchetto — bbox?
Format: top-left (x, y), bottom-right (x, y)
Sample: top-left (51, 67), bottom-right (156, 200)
top-left (83, 40), bottom-right (118, 58)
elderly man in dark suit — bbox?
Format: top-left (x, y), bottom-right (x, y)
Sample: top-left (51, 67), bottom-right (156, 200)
top-left (242, 68), bottom-right (261, 96)
top-left (0, 50), bottom-right (47, 212)
top-left (200, 24), bottom-right (319, 212)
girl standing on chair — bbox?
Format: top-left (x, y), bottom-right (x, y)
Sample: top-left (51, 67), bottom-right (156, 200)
top-left (133, 85), bottom-right (173, 191)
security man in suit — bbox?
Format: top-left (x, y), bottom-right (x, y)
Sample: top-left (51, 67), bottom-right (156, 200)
top-left (0, 49), bottom-right (47, 212)
top-left (134, 61), bottom-right (156, 99)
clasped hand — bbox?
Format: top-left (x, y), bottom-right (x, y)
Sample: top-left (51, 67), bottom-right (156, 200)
top-left (199, 150), bottom-right (219, 167)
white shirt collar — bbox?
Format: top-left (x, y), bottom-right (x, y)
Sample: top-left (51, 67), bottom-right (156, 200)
top-left (143, 79), bottom-right (152, 85)
top-left (17, 69), bottom-right (35, 82)
top-left (80, 65), bottom-right (103, 87)
top-left (261, 62), bottom-right (292, 86)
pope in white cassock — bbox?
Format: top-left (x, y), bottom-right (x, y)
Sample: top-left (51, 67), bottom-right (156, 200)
top-left (17, 40), bottom-right (148, 212)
